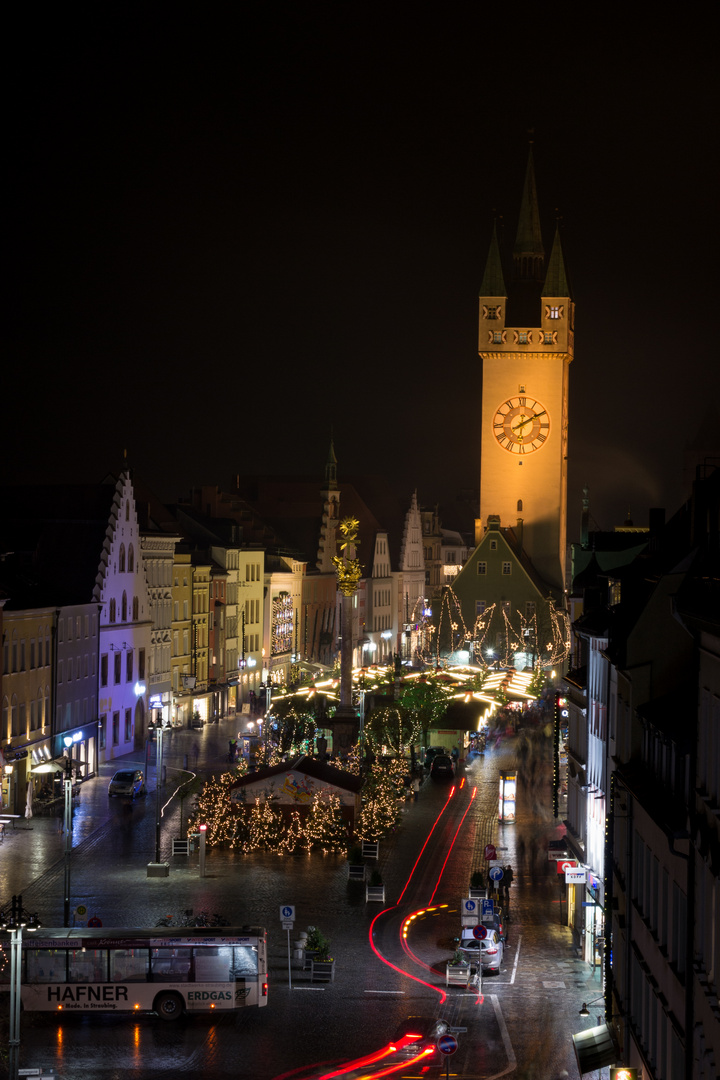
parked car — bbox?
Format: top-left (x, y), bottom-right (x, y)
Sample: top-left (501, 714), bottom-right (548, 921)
top-left (424, 745), bottom-right (446, 767)
top-left (458, 928), bottom-right (504, 972)
top-left (430, 754), bottom-right (455, 781)
top-left (390, 1016), bottom-right (449, 1065)
top-left (108, 769), bottom-right (145, 798)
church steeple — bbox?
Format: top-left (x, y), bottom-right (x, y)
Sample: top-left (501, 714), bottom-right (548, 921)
top-left (513, 145), bottom-right (545, 282)
top-left (325, 435), bottom-right (338, 490)
top-left (317, 437), bottom-right (340, 573)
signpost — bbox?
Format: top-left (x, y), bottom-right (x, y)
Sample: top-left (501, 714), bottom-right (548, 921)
top-left (438, 1033), bottom-right (458, 1078)
top-left (473, 923), bottom-right (487, 940)
top-left (280, 906), bottom-right (295, 989)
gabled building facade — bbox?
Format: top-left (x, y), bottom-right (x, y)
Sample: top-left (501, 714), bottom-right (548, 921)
top-left (94, 471), bottom-right (152, 761)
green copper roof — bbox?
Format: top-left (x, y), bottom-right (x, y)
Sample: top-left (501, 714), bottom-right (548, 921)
top-left (479, 221), bottom-right (506, 296)
top-left (542, 226), bottom-right (572, 297)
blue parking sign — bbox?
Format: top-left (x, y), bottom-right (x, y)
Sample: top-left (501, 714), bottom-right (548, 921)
top-left (481, 898), bottom-right (494, 920)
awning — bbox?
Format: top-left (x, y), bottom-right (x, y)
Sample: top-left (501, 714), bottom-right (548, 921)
top-left (572, 1022), bottom-right (618, 1074)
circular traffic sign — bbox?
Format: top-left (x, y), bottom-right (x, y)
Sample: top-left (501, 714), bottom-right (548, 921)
top-left (473, 923), bottom-right (487, 940)
top-left (484, 843), bottom-right (496, 860)
top-left (489, 865), bottom-right (504, 881)
top-left (438, 1034), bottom-right (458, 1055)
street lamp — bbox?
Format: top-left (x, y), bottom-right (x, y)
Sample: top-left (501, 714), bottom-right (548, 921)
top-left (60, 751), bottom-right (81, 926)
top-left (1, 894), bottom-right (41, 1080)
top-left (147, 715), bottom-right (172, 876)
top-left (579, 992), bottom-right (606, 1019)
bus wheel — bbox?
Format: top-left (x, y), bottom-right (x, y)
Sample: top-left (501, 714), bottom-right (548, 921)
top-left (154, 991), bottom-right (184, 1020)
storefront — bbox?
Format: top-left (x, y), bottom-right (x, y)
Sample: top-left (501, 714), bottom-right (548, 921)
top-left (52, 721), bottom-right (99, 781)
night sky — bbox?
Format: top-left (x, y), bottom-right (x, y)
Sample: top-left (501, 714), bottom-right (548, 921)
top-left (6, 8), bottom-right (718, 537)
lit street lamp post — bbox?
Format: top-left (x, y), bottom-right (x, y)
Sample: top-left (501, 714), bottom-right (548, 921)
top-left (147, 716), bottom-right (172, 877)
top-left (1, 894), bottom-right (41, 1080)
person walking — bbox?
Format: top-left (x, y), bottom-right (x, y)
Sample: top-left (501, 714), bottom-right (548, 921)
top-left (192, 741), bottom-right (200, 767)
top-left (412, 775), bottom-right (420, 802)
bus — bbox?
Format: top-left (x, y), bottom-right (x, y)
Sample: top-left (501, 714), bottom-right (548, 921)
top-left (0, 925), bottom-right (268, 1020)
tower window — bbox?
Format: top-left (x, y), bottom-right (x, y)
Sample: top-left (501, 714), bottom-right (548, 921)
top-left (487, 306), bottom-right (499, 320)
top-left (517, 500), bottom-right (523, 512)
top-left (492, 331), bottom-right (503, 344)
top-left (548, 305), bottom-right (563, 320)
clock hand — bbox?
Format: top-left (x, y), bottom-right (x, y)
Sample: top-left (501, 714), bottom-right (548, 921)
top-left (511, 410), bottom-right (546, 433)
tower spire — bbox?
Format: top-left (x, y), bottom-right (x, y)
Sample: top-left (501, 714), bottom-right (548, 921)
top-left (513, 143), bottom-right (545, 282)
top-left (542, 222), bottom-right (572, 298)
top-left (325, 433), bottom-right (338, 490)
top-left (479, 217), bottom-right (507, 297)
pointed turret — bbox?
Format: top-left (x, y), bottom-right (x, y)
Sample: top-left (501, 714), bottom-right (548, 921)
top-left (513, 146), bottom-right (545, 282)
top-left (479, 221), bottom-right (506, 297)
top-left (542, 226), bottom-right (572, 299)
top-left (478, 220), bottom-right (507, 352)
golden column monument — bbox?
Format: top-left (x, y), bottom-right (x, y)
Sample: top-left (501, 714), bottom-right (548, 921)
top-left (331, 516), bottom-right (363, 750)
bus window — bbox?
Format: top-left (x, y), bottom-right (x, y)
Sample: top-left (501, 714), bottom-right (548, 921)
top-left (193, 946), bottom-right (233, 982)
top-left (232, 946), bottom-right (258, 976)
top-left (27, 949), bottom-right (67, 983)
top-left (110, 948), bottom-right (150, 982)
top-left (69, 948), bottom-right (107, 983)
top-left (151, 948), bottom-right (192, 982)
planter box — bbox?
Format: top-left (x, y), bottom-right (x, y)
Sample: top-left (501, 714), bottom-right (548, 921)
top-left (146, 862), bottom-right (170, 878)
top-left (365, 884), bottom-right (386, 903)
top-left (469, 887), bottom-right (487, 900)
top-left (348, 863), bottom-right (366, 882)
top-left (445, 962), bottom-right (479, 988)
top-left (310, 959), bottom-right (335, 983)
top-left (361, 840), bottom-right (379, 859)
top-left (302, 948), bottom-right (319, 970)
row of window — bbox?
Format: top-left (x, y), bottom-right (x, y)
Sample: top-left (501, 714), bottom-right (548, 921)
top-left (477, 561), bottom-right (513, 575)
top-left (98, 709), bottom-right (133, 749)
top-left (2, 691), bottom-right (50, 740)
top-left (99, 649), bottom-right (146, 688)
top-left (488, 330), bottom-right (557, 345)
top-left (107, 595), bottom-right (140, 623)
top-left (57, 654), bottom-right (97, 683)
top-left (3, 632), bottom-right (52, 674)
top-left (116, 544), bottom-right (135, 573)
top-left (632, 831), bottom-right (686, 978)
top-left (245, 598), bottom-right (260, 624)
top-left (57, 614), bottom-right (98, 643)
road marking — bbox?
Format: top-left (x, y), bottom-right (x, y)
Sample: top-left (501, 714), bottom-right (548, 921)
top-left (364, 989), bottom-right (405, 994)
top-left (510, 934), bottom-right (521, 984)
top-left (489, 993), bottom-right (517, 1078)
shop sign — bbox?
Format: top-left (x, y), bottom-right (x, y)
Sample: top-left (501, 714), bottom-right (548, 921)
top-left (566, 866), bottom-right (587, 884)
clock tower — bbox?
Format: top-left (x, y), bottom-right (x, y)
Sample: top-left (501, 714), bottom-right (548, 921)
top-left (478, 149), bottom-right (574, 595)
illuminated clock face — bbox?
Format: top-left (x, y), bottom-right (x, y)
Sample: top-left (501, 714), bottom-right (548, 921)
top-left (493, 396), bottom-right (550, 454)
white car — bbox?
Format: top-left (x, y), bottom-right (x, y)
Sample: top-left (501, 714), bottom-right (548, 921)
top-left (108, 769), bottom-right (145, 798)
top-left (458, 928), bottom-right (504, 972)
